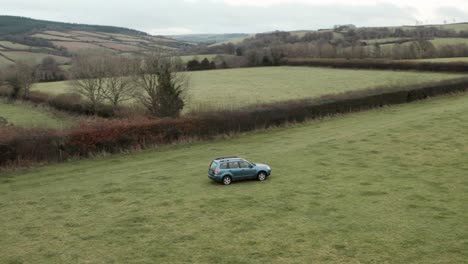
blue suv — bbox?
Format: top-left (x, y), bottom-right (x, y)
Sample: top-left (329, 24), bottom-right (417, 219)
top-left (208, 157), bottom-right (272, 185)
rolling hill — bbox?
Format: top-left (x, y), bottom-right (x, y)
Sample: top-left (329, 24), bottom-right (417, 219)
top-left (204, 22), bottom-right (468, 48)
top-left (169, 33), bottom-right (249, 45)
top-left (0, 16), bottom-right (192, 67)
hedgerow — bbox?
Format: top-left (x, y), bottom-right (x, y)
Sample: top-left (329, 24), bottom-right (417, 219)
top-left (1, 78), bottom-right (467, 167)
top-left (284, 58), bottom-right (468, 72)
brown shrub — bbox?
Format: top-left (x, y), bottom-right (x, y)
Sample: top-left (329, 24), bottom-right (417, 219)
top-left (1, 78), bottom-right (467, 167)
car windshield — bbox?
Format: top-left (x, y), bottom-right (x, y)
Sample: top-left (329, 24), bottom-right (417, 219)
top-left (245, 159), bottom-right (255, 166)
top-left (210, 161), bottom-right (218, 171)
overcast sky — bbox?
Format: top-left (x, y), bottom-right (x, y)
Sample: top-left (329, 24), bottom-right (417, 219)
top-left (2, 0), bottom-right (468, 35)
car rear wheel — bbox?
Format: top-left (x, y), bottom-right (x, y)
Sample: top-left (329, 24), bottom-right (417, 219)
top-left (222, 176), bottom-right (232, 185)
top-left (257, 172), bottom-right (267, 181)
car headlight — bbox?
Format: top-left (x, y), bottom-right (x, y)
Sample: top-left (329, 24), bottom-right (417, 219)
top-left (266, 166), bottom-right (271, 170)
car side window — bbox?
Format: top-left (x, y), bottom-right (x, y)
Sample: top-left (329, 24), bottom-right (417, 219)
top-left (220, 163), bottom-right (228, 169)
top-left (228, 162), bottom-right (240, 169)
top-left (239, 161), bottom-right (250, 168)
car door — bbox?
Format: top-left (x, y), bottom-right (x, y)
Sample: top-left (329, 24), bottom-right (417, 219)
top-left (239, 161), bottom-right (257, 179)
top-left (228, 161), bottom-right (243, 179)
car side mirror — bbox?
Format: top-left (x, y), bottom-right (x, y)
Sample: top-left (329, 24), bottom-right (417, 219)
top-left (249, 165), bottom-right (254, 168)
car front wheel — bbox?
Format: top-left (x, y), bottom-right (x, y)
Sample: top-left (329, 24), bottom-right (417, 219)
top-left (222, 176), bottom-right (232, 185)
top-left (257, 172), bottom-right (267, 181)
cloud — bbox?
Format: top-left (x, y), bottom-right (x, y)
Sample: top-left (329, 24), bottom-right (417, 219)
top-left (436, 6), bottom-right (468, 22)
top-left (1, 0), bottom-right (467, 35)
top-left (149, 27), bottom-right (195, 35)
top-left (221, 0), bottom-right (381, 7)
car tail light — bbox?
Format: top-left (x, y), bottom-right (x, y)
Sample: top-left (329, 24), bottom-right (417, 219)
top-left (215, 170), bottom-right (221, 175)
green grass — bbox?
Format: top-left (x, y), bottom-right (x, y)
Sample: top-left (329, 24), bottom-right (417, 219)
top-left (0, 41), bottom-right (31, 50)
top-left (0, 100), bottom-right (71, 128)
top-left (0, 54), bottom-right (13, 67)
top-left (430, 38), bottom-right (468, 47)
top-left (32, 33), bottom-right (76, 41)
top-left (438, 23), bottom-right (468, 32)
top-left (0, 51), bottom-right (70, 64)
top-left (1, 93), bottom-right (467, 263)
top-left (361, 37), bottom-right (468, 53)
top-left (33, 67), bottom-right (466, 111)
top-left (208, 35), bottom-right (252, 46)
top-left (179, 54), bottom-right (225, 63)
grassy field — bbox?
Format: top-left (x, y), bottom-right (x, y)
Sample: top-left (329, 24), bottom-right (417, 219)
top-left (0, 100), bottom-right (71, 128)
top-left (438, 23), bottom-right (468, 32)
top-left (33, 67), bottom-right (467, 111)
top-left (1, 93), bottom-right (467, 263)
top-left (0, 55), bottom-right (13, 67)
top-left (179, 54), bottom-right (225, 62)
top-left (32, 33), bottom-right (77, 41)
top-left (208, 35), bottom-right (253, 46)
top-left (430, 38), bottom-right (468, 47)
top-left (50, 41), bottom-right (111, 53)
top-left (0, 51), bottom-right (70, 65)
top-left (0, 41), bottom-right (31, 50)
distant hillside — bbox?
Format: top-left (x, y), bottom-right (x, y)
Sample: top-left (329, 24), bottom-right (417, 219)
top-left (0, 16), bottom-right (192, 68)
top-left (202, 23), bottom-right (468, 47)
top-left (185, 22), bottom-right (468, 64)
top-left (0, 16), bottom-right (147, 36)
top-left (169, 33), bottom-right (249, 44)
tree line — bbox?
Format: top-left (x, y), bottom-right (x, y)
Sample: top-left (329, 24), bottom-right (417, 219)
top-left (0, 52), bottom-right (188, 118)
top-left (182, 25), bottom-right (468, 66)
top-left (211, 41), bottom-right (468, 68)
top-left (186, 57), bottom-right (217, 71)
top-left (0, 57), bottom-right (66, 98)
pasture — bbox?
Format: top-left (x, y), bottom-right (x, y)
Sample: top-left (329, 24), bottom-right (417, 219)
top-left (430, 38), bottom-right (468, 47)
top-left (0, 55), bottom-right (13, 67)
top-left (0, 100), bottom-right (71, 128)
top-left (179, 54), bottom-right (225, 62)
top-left (0, 51), bottom-right (70, 65)
top-left (1, 93), bottom-right (467, 263)
top-left (33, 66), bottom-right (467, 111)
top-left (0, 41), bottom-right (31, 50)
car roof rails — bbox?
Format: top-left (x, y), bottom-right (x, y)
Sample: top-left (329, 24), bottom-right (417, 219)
top-left (215, 156), bottom-right (238, 160)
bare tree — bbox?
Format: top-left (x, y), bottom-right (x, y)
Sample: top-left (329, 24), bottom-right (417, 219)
top-left (70, 53), bottom-right (108, 113)
top-left (134, 53), bottom-right (188, 117)
top-left (37, 57), bottom-right (65, 82)
top-left (103, 56), bottom-right (138, 107)
top-left (2, 61), bottom-right (37, 99)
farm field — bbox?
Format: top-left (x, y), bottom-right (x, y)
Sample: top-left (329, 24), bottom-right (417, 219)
top-left (33, 67), bottom-right (467, 111)
top-left (0, 51), bottom-right (70, 65)
top-left (1, 93), bottom-right (467, 263)
top-left (430, 38), bottom-right (468, 47)
top-left (0, 41), bottom-right (31, 50)
top-left (208, 34), bottom-right (253, 46)
top-left (0, 55), bottom-right (13, 67)
top-left (0, 16), bottom-right (191, 67)
top-left (436, 22), bottom-right (468, 32)
top-left (0, 100), bottom-right (71, 128)
top-left (179, 54), bottom-right (225, 62)
top-left (50, 41), bottom-right (110, 53)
